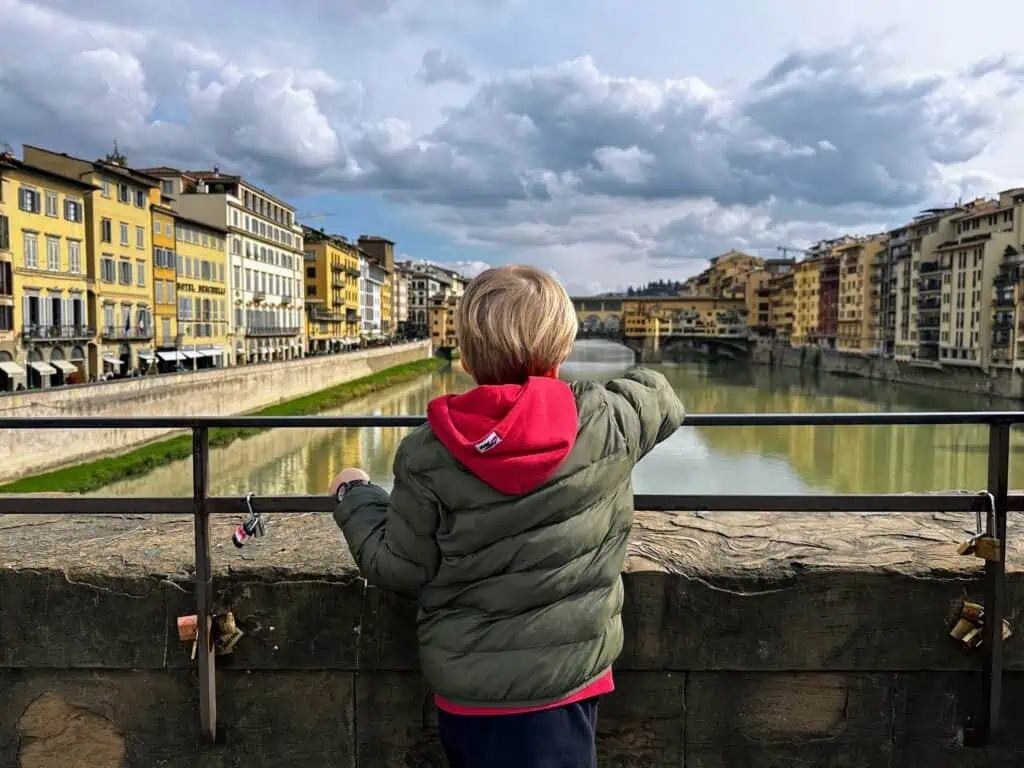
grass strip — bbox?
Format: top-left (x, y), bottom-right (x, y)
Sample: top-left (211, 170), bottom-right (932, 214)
top-left (0, 356), bottom-right (447, 495)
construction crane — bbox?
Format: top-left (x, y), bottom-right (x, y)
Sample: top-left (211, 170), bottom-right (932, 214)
top-left (777, 245), bottom-right (808, 260)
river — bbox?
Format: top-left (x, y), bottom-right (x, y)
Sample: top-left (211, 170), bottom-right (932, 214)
top-left (96, 339), bottom-right (1024, 498)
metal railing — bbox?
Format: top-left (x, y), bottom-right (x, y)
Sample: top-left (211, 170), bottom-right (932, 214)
top-left (0, 411), bottom-right (1021, 748)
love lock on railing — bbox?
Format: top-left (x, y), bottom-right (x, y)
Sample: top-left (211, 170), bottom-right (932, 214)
top-left (951, 492), bottom-right (1013, 651)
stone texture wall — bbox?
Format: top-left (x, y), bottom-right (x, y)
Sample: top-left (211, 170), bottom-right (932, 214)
top-left (1, 509), bottom-right (1023, 766)
top-left (754, 343), bottom-right (1024, 400)
top-left (0, 342), bottom-right (431, 484)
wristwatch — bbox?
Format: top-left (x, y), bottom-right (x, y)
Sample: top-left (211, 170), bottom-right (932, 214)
top-left (335, 478), bottom-right (370, 502)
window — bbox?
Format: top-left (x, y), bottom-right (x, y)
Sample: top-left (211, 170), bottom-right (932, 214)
top-left (307, 285), bottom-right (316, 297)
top-left (46, 236), bottom-right (60, 271)
top-left (0, 215), bottom-right (8, 251)
top-left (120, 222), bottom-right (129, 246)
top-left (161, 180), bottom-right (174, 195)
top-left (119, 259), bottom-right (132, 285)
top-left (154, 220), bottom-right (161, 234)
top-left (24, 232), bottom-right (38, 268)
top-left (136, 226), bottom-right (144, 249)
top-left (218, 264), bottom-right (224, 283)
top-left (135, 189), bottom-right (146, 208)
top-left (155, 280), bottom-right (164, 304)
top-left (201, 260), bottom-right (211, 280)
top-left (202, 232), bottom-right (208, 247)
top-left (233, 210), bottom-right (239, 227)
top-left (45, 191), bottom-right (58, 217)
top-left (101, 180), bottom-right (111, 198)
top-left (64, 199), bottom-right (82, 222)
top-left (136, 260), bottom-right (146, 287)
top-left (167, 281), bottom-right (175, 304)
top-left (162, 317), bottom-right (171, 340)
top-left (68, 240), bottom-right (81, 274)
top-left (18, 187), bottom-right (41, 213)
top-left (101, 255), bottom-right (116, 282)
top-left (101, 218), bottom-right (112, 243)
top-left (118, 184), bottom-right (130, 203)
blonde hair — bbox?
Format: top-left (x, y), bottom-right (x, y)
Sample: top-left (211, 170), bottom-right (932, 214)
top-left (456, 265), bottom-right (578, 385)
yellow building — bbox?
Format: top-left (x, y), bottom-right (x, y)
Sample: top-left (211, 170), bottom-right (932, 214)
top-left (151, 198), bottom-right (178, 367)
top-left (791, 258), bottom-right (821, 346)
top-left (768, 272), bottom-right (796, 341)
top-left (302, 228), bottom-right (362, 351)
top-left (23, 145), bottom-right (161, 377)
top-left (0, 153), bottom-right (97, 390)
top-left (358, 236), bottom-right (395, 338)
top-left (174, 214), bottom-right (229, 368)
top-left (429, 294), bottom-right (459, 349)
top-left (836, 236), bottom-right (887, 354)
top-left (0, 154), bottom-right (15, 389)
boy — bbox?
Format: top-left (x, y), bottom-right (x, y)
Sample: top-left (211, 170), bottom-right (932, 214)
top-left (330, 265), bottom-right (685, 767)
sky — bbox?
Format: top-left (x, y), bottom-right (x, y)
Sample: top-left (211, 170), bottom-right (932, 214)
top-left (3, 0), bottom-right (1024, 295)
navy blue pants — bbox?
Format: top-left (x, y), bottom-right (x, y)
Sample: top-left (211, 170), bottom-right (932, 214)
top-left (438, 697), bottom-right (599, 768)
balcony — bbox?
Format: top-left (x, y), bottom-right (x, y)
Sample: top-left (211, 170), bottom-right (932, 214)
top-left (918, 296), bottom-right (941, 310)
top-left (993, 330), bottom-right (1012, 348)
top-left (22, 324), bottom-right (96, 341)
top-left (995, 294), bottom-right (1016, 308)
top-left (919, 260), bottom-right (941, 274)
top-left (252, 291), bottom-right (266, 303)
top-left (917, 278), bottom-right (942, 294)
top-left (244, 326), bottom-right (301, 337)
top-left (332, 278), bottom-right (345, 289)
top-left (101, 326), bottom-right (154, 341)
top-left (345, 266), bottom-right (360, 278)
top-left (281, 295), bottom-right (293, 305)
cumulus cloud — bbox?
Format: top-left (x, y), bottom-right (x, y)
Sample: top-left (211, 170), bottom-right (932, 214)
top-left (417, 49), bottom-right (474, 86)
top-left (3, 0), bottom-right (1024, 292)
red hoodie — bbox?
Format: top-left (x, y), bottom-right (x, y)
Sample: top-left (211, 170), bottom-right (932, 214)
top-left (425, 375), bottom-right (615, 715)
top-left (426, 375), bottom-right (580, 496)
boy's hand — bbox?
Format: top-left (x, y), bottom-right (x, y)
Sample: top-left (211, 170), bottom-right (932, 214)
top-left (329, 468), bottom-right (370, 497)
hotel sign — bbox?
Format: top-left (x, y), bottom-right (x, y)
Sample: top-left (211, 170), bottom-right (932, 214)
top-left (177, 283), bottom-right (226, 296)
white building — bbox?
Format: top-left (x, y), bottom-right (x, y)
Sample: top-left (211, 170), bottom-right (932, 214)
top-left (360, 254), bottom-right (387, 339)
top-left (140, 167), bottom-right (305, 364)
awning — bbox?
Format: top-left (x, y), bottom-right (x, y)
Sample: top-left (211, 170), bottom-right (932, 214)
top-left (50, 360), bottom-right (78, 374)
top-left (0, 361), bottom-right (25, 377)
top-left (183, 351), bottom-right (203, 360)
top-left (202, 350), bottom-right (221, 358)
top-left (157, 351), bottom-right (183, 362)
top-left (137, 350), bottom-right (156, 360)
top-left (28, 361), bottom-right (57, 376)
top-left (103, 355), bottom-right (123, 367)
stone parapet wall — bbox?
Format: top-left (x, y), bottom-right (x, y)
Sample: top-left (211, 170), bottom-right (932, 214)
top-left (1, 509), bottom-right (1023, 766)
top-left (0, 342), bottom-right (431, 484)
top-left (754, 343), bottom-right (1024, 400)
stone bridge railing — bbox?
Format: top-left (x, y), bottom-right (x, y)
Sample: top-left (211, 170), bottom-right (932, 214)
top-left (1, 411), bottom-right (1022, 767)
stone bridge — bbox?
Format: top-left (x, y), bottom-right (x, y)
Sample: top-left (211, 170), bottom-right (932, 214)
top-left (1, 507), bottom-right (1022, 766)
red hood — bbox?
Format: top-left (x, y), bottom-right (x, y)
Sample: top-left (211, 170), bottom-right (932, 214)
top-left (426, 376), bottom-right (578, 496)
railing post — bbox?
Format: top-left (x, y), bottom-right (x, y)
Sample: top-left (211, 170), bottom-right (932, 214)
top-left (192, 425), bottom-right (217, 742)
top-left (980, 421), bottom-right (1011, 744)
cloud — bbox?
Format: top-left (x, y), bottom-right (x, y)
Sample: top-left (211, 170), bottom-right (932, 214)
top-left (417, 49), bottom-right (474, 86)
top-left (3, 0), bottom-right (1024, 292)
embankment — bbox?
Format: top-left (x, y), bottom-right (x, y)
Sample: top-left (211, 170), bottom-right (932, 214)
top-left (0, 342), bottom-right (431, 486)
top-left (0, 509), bottom-right (1021, 766)
top-left (755, 344), bottom-right (1024, 400)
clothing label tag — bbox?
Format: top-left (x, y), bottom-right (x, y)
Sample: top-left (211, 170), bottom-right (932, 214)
top-left (474, 431), bottom-right (502, 453)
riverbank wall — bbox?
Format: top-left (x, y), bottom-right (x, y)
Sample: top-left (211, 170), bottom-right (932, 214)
top-left (1, 509), bottom-right (1022, 766)
top-left (0, 342), bottom-right (431, 485)
top-left (754, 344), bottom-right (1024, 400)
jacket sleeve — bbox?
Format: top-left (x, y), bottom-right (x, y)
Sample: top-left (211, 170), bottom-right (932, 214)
top-left (604, 367), bottom-right (686, 462)
top-left (332, 445), bottom-right (441, 600)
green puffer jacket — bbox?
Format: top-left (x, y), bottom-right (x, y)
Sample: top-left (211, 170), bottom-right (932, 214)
top-left (334, 367), bottom-right (685, 708)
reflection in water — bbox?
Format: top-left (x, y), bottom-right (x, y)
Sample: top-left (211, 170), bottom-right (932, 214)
top-left (97, 340), bottom-right (1024, 498)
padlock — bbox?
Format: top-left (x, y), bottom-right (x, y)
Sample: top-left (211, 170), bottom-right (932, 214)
top-left (212, 612), bottom-right (244, 655)
top-left (958, 502), bottom-right (985, 556)
top-left (959, 492), bottom-right (1003, 561)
